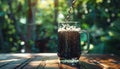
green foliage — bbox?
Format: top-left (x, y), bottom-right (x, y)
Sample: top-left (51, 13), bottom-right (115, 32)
top-left (0, 0), bottom-right (120, 55)
top-left (71, 0), bottom-right (120, 55)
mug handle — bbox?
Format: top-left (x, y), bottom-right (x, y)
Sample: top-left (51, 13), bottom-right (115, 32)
top-left (80, 30), bottom-right (90, 54)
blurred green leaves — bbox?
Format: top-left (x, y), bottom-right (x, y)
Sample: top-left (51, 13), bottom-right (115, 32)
top-left (0, 0), bottom-right (120, 54)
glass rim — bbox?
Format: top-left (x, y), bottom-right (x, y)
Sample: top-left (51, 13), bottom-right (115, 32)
top-left (58, 21), bottom-right (79, 24)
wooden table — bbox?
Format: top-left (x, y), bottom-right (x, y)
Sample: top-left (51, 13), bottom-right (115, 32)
top-left (0, 53), bottom-right (120, 69)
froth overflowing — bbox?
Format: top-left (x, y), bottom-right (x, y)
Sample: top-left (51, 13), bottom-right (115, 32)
top-left (58, 26), bottom-right (81, 32)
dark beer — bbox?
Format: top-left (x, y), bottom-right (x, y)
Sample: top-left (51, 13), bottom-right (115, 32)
top-left (58, 30), bottom-right (81, 60)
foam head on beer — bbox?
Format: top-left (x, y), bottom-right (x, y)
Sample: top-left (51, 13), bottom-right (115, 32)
top-left (58, 24), bottom-right (81, 32)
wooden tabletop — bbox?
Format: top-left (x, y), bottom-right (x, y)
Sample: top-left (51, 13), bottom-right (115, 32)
top-left (0, 53), bottom-right (120, 69)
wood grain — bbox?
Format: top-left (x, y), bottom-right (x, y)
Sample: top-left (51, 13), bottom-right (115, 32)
top-left (0, 53), bottom-right (119, 69)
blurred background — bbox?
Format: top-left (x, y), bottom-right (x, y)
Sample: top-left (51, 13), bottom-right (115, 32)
top-left (0, 0), bottom-right (120, 55)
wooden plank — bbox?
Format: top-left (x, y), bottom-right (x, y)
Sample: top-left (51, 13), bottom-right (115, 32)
top-left (44, 63), bottom-right (59, 69)
top-left (22, 53), bottom-right (58, 69)
top-left (0, 53), bottom-right (31, 60)
top-left (38, 57), bottom-right (102, 69)
top-left (0, 54), bottom-right (21, 67)
top-left (0, 62), bottom-right (10, 68)
top-left (22, 56), bottom-right (43, 69)
top-left (0, 53), bottom-right (119, 69)
top-left (80, 54), bottom-right (120, 69)
top-left (44, 61), bottom-right (102, 69)
top-left (37, 54), bottom-right (59, 69)
top-left (0, 58), bottom-right (31, 69)
top-left (80, 61), bottom-right (103, 69)
top-left (0, 54), bottom-right (32, 69)
top-left (0, 54), bottom-right (11, 60)
top-left (14, 57), bottom-right (34, 69)
top-left (43, 59), bottom-right (59, 69)
top-left (0, 58), bottom-right (20, 68)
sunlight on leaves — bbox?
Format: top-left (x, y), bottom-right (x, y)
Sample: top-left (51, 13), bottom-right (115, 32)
top-left (4, 14), bottom-right (8, 19)
top-left (18, 0), bottom-right (25, 5)
top-left (82, 23), bottom-right (89, 29)
top-left (20, 17), bottom-right (26, 24)
top-left (9, 38), bottom-right (13, 42)
top-left (108, 31), bottom-right (114, 36)
top-left (83, 44), bottom-right (94, 50)
top-left (96, 0), bottom-right (103, 3)
top-left (37, 0), bottom-right (54, 9)
top-left (11, 47), bottom-right (17, 52)
top-left (118, 13), bottom-right (120, 17)
top-left (2, 4), bottom-right (9, 12)
top-left (20, 41), bottom-right (25, 45)
top-left (8, 31), bottom-right (13, 35)
top-left (107, 0), bottom-right (111, 3)
top-left (12, 29), bottom-right (16, 34)
top-left (0, 0), bottom-right (1, 4)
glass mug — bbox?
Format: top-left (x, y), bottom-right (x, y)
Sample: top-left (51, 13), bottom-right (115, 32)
top-left (57, 21), bottom-right (90, 64)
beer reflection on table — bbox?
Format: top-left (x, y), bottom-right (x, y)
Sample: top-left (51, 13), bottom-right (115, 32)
top-left (58, 62), bottom-right (81, 69)
top-left (58, 61), bottom-right (102, 69)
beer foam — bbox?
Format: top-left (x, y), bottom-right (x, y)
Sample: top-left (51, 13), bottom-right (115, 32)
top-left (58, 26), bottom-right (81, 32)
